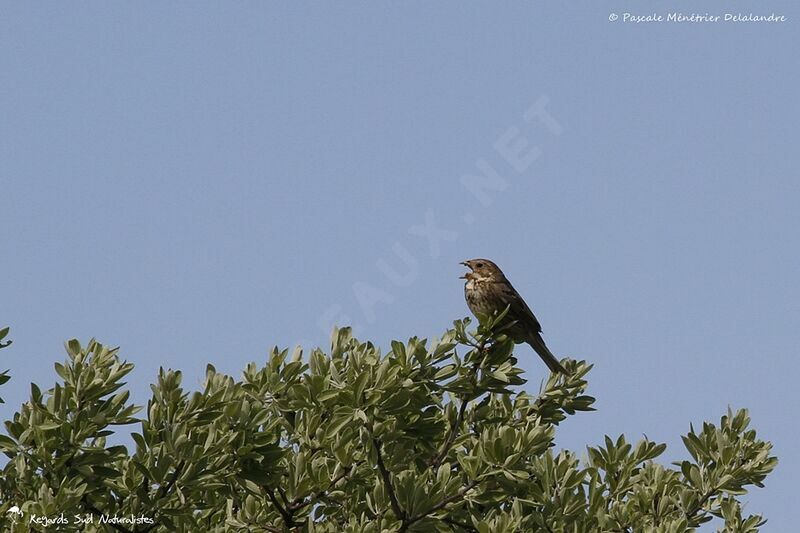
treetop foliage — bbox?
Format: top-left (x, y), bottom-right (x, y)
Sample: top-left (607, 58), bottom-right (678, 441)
top-left (0, 319), bottom-right (777, 532)
top-left (0, 326), bottom-right (11, 405)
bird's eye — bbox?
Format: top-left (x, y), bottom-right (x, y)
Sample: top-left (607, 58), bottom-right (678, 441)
top-left (476, 262), bottom-right (484, 268)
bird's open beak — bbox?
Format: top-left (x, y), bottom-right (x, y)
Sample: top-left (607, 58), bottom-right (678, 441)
top-left (459, 261), bottom-right (471, 279)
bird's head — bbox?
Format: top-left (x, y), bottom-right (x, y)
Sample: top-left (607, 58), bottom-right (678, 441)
top-left (460, 258), bottom-right (504, 281)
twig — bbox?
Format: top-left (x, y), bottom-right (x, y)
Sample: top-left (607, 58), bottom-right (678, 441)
top-left (373, 438), bottom-right (406, 522)
top-left (138, 461), bottom-right (187, 532)
top-left (81, 495), bottom-right (134, 533)
top-left (266, 487), bottom-right (298, 527)
top-left (289, 461), bottom-right (362, 512)
top-left (431, 398), bottom-right (469, 469)
top-left (686, 486), bottom-right (719, 522)
top-left (52, 451), bottom-right (133, 533)
top-left (431, 354), bottom-right (483, 469)
top-left (403, 480), bottom-right (480, 530)
top-left (441, 516), bottom-right (479, 532)
top-left (157, 460), bottom-right (185, 500)
top-left (278, 486), bottom-right (291, 508)
top-left (418, 480), bottom-right (479, 517)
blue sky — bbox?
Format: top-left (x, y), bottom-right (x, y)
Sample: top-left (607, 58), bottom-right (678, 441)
top-left (1, 2), bottom-right (797, 528)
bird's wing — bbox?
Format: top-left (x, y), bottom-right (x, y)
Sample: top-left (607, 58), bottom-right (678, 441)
top-left (492, 280), bottom-right (543, 333)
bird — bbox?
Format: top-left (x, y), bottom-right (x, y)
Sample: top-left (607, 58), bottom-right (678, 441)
top-left (460, 259), bottom-right (567, 374)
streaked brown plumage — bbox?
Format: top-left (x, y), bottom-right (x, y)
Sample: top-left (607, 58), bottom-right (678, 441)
top-left (460, 259), bottom-right (567, 374)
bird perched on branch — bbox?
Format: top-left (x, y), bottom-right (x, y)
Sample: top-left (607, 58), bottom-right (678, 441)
top-left (460, 259), bottom-right (567, 374)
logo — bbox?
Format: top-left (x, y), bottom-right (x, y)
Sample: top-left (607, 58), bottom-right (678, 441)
top-left (6, 505), bottom-right (23, 522)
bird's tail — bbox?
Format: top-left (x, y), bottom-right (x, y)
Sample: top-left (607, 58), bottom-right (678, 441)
top-left (526, 332), bottom-right (568, 374)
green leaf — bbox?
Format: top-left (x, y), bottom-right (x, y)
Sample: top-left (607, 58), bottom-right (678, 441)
top-left (490, 370), bottom-right (509, 383)
top-left (391, 340), bottom-right (406, 361)
top-left (0, 434), bottom-right (16, 451)
top-left (67, 339), bottom-right (81, 356)
top-left (0, 323), bottom-right (777, 531)
top-left (434, 364), bottom-right (457, 381)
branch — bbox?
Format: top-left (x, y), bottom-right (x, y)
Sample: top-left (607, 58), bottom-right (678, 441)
top-left (54, 452), bottom-right (133, 533)
top-left (138, 461), bottom-right (187, 532)
top-left (266, 487), bottom-right (298, 527)
top-left (441, 516), bottom-right (479, 532)
top-left (686, 486), bottom-right (720, 522)
top-left (431, 355), bottom-right (483, 469)
top-left (288, 461), bottom-right (362, 512)
top-left (156, 460), bottom-right (185, 500)
top-left (81, 495), bottom-right (134, 533)
top-left (373, 438), bottom-right (406, 521)
top-left (278, 486), bottom-right (291, 508)
top-left (431, 398), bottom-right (469, 469)
top-left (404, 480), bottom-right (480, 530)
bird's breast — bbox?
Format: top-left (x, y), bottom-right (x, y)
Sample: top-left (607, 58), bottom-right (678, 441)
top-left (464, 279), bottom-right (494, 317)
